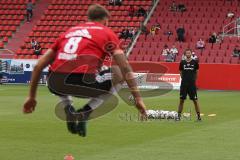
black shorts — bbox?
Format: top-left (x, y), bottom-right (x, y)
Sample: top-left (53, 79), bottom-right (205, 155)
top-left (180, 84), bottom-right (198, 100)
top-left (47, 69), bottom-right (113, 98)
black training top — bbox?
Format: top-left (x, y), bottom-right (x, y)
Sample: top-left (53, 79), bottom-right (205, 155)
top-left (179, 59), bottom-right (199, 85)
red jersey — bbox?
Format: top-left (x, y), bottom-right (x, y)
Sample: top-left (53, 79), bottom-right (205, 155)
top-left (49, 22), bottom-right (120, 73)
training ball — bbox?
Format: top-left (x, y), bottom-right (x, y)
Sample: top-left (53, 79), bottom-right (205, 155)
top-left (168, 111), bottom-right (178, 119)
top-left (64, 155), bottom-right (74, 160)
top-left (147, 110), bottom-right (159, 118)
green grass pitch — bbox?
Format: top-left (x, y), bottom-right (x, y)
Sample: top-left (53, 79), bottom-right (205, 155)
top-left (0, 85), bottom-right (240, 160)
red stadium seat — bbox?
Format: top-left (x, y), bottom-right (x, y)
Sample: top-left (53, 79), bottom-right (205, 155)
top-left (132, 48), bottom-right (140, 55)
top-left (0, 41), bottom-right (4, 49)
top-left (218, 50), bottom-right (226, 57)
top-left (199, 57), bottom-right (207, 63)
top-left (129, 0), bottom-right (238, 63)
top-left (231, 57), bottom-right (239, 64)
top-left (223, 57), bottom-right (231, 63)
top-left (151, 55), bottom-right (159, 62)
top-left (136, 55), bottom-right (143, 61)
top-left (2, 37), bottom-right (8, 42)
top-left (10, 0), bottom-right (234, 64)
top-left (128, 54), bottom-right (136, 61)
top-left (206, 57), bottom-right (215, 63)
top-left (215, 57), bottom-right (223, 63)
top-left (143, 55), bottom-right (151, 61)
top-left (209, 50), bottom-right (218, 57)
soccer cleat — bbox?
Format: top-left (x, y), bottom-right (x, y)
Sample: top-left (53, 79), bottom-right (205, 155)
top-left (76, 108), bottom-right (90, 137)
top-left (175, 116), bottom-right (181, 121)
top-left (77, 120), bottom-right (87, 137)
top-left (196, 112), bottom-right (202, 122)
top-left (64, 105), bottom-right (78, 134)
top-left (76, 105), bottom-right (93, 137)
top-left (175, 113), bottom-right (181, 121)
top-left (197, 116), bottom-right (202, 122)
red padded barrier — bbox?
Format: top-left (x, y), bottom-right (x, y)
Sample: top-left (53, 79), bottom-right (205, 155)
top-left (127, 61), bottom-right (240, 90)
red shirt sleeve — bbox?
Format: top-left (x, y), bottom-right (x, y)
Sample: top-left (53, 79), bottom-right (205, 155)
top-left (104, 29), bottom-right (122, 54)
top-left (109, 31), bottom-right (120, 47)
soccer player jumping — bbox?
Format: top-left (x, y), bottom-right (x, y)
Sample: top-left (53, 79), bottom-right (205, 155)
top-left (176, 49), bottom-right (201, 121)
top-left (23, 4), bottom-right (147, 137)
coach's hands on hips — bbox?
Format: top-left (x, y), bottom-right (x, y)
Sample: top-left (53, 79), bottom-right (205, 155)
top-left (23, 97), bottom-right (37, 114)
top-left (135, 99), bottom-right (147, 121)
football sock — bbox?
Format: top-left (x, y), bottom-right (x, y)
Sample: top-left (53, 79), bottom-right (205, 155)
top-left (76, 104), bottom-right (91, 137)
top-left (197, 112), bottom-right (201, 120)
top-left (59, 96), bottom-right (73, 106)
top-left (178, 112), bottom-right (182, 118)
top-left (76, 84), bottom-right (122, 137)
top-left (58, 96), bottom-right (78, 134)
top-left (77, 104), bottom-right (92, 121)
top-left (64, 105), bottom-right (78, 134)
top-left (84, 84), bottom-right (122, 111)
top-left (175, 112), bottom-right (181, 121)
top-left (197, 112), bottom-right (201, 118)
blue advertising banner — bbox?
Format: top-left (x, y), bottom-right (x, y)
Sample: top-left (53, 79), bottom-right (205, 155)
top-left (0, 59), bottom-right (48, 84)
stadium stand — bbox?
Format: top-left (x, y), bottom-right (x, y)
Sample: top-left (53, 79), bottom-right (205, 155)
top-left (14, 0), bottom-right (153, 59)
top-left (131, 0), bottom-right (240, 64)
top-left (0, 0), bottom-right (36, 49)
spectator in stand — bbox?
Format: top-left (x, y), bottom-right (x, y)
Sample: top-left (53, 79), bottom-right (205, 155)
top-left (119, 29), bottom-right (127, 39)
top-left (176, 26), bottom-right (185, 42)
top-left (232, 46), bottom-right (240, 57)
top-left (227, 11), bottom-right (235, 19)
top-left (26, 0), bottom-right (33, 22)
top-left (30, 39), bottom-right (37, 49)
top-left (137, 7), bottom-right (147, 17)
top-left (119, 29), bottom-right (126, 39)
top-left (129, 6), bottom-right (135, 17)
top-left (120, 29), bottom-right (125, 39)
top-left (155, 23), bottom-right (161, 29)
top-left (150, 26), bottom-right (156, 35)
top-left (119, 28), bottom-right (132, 39)
top-left (165, 30), bottom-right (173, 36)
top-left (162, 44), bottom-right (170, 56)
top-left (165, 52), bottom-right (176, 62)
top-left (170, 45), bottom-right (178, 55)
top-left (34, 43), bottom-right (42, 56)
top-left (115, 0), bottom-right (122, 6)
top-left (165, 45), bottom-right (178, 62)
top-left (196, 38), bottom-right (205, 50)
top-left (154, 23), bottom-right (161, 35)
top-left (192, 51), bottom-right (198, 61)
top-left (178, 4), bottom-right (186, 12)
top-left (141, 24), bottom-right (149, 37)
top-left (109, 0), bottom-right (114, 5)
top-left (125, 28), bottom-right (130, 39)
top-left (209, 33), bottom-right (217, 44)
top-left (169, 1), bottom-right (177, 11)
top-left (129, 28), bottom-right (135, 39)
top-left (109, 0), bottom-right (122, 6)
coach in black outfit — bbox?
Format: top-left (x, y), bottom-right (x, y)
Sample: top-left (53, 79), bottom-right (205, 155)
top-left (176, 49), bottom-right (201, 121)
